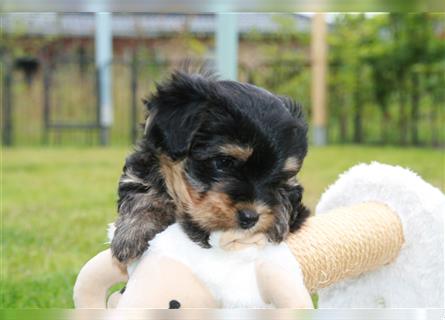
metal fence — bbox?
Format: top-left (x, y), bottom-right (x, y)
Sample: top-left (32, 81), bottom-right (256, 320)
top-left (2, 55), bottom-right (445, 147)
top-left (2, 55), bottom-right (174, 146)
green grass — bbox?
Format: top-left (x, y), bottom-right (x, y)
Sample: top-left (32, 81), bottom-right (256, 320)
top-left (2, 145), bottom-right (444, 308)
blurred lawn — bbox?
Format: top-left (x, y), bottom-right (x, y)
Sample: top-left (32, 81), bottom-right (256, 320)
top-left (2, 145), bottom-right (444, 308)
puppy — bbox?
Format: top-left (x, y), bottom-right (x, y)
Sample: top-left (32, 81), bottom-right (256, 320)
top-left (111, 70), bottom-right (310, 264)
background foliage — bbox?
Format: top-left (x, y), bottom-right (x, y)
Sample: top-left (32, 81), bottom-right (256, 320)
top-left (242, 13), bottom-right (445, 146)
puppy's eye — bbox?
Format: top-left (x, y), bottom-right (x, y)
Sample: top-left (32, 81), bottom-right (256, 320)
top-left (211, 156), bottom-right (236, 172)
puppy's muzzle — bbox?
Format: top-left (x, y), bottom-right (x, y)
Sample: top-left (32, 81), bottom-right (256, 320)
top-left (237, 209), bottom-right (259, 229)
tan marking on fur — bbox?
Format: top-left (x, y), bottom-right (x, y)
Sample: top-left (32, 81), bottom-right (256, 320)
top-left (157, 164), bottom-right (238, 230)
top-left (253, 203), bottom-right (275, 234)
top-left (159, 158), bottom-right (276, 235)
top-left (159, 155), bottom-right (194, 212)
top-left (283, 157), bottom-right (300, 172)
top-left (233, 201), bottom-right (275, 234)
top-left (248, 212), bottom-right (275, 235)
top-left (158, 155), bottom-right (232, 230)
top-left (219, 144), bottom-right (253, 161)
top-left (189, 191), bottom-right (238, 230)
top-left (188, 193), bottom-right (276, 234)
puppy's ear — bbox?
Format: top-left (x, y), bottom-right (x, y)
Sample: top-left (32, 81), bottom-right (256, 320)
top-left (144, 72), bottom-right (211, 160)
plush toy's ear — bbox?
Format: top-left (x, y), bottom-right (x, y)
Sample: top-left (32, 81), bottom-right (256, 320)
top-left (144, 72), bottom-right (212, 161)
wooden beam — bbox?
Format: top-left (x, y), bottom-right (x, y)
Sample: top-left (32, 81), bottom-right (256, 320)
top-left (311, 13), bottom-right (328, 146)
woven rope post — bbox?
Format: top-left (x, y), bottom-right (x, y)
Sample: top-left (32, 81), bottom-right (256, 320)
top-left (286, 202), bottom-right (405, 293)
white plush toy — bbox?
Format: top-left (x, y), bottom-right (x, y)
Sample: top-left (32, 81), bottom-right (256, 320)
top-left (316, 162), bottom-right (444, 308)
top-left (73, 162), bottom-right (444, 309)
top-left (117, 223), bottom-right (312, 308)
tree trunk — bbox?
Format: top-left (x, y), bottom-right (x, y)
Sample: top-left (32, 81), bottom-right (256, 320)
top-left (339, 104), bottom-right (348, 143)
top-left (353, 107), bottom-right (363, 143)
top-left (353, 69), bottom-right (363, 143)
top-left (410, 72), bottom-right (420, 146)
top-left (380, 105), bottom-right (390, 144)
top-left (430, 81), bottom-right (440, 147)
top-left (398, 79), bottom-right (408, 146)
top-left (2, 59), bottom-right (13, 146)
top-left (430, 102), bottom-right (438, 147)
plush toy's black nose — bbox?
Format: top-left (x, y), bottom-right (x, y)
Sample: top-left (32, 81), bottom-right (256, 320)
top-left (237, 209), bottom-right (259, 229)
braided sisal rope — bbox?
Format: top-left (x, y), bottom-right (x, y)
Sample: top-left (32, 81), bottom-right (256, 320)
top-left (286, 202), bottom-right (404, 293)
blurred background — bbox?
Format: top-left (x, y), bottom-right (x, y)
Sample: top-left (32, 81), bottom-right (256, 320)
top-left (2, 13), bottom-right (444, 308)
top-left (2, 13), bottom-right (444, 147)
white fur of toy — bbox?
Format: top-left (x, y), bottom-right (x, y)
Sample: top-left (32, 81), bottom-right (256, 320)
top-left (109, 223), bottom-right (307, 308)
top-left (316, 162), bottom-right (444, 308)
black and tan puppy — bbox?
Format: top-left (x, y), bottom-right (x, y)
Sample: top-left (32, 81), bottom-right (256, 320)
top-left (111, 71), bottom-right (310, 263)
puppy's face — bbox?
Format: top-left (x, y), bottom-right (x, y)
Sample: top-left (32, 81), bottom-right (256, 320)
top-left (144, 72), bottom-right (308, 243)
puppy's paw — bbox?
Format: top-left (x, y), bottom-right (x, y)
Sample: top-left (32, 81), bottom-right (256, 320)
top-left (110, 233), bottom-right (150, 263)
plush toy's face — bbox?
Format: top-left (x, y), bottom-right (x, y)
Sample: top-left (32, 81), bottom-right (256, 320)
top-left (143, 72), bottom-right (310, 245)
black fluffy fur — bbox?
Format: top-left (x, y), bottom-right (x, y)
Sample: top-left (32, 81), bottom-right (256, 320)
top-left (111, 70), bottom-right (310, 263)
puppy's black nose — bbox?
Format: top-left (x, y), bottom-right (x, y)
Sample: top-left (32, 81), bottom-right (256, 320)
top-left (237, 209), bottom-right (259, 229)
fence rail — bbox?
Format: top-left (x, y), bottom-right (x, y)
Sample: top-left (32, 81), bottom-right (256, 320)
top-left (2, 55), bottom-right (444, 147)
